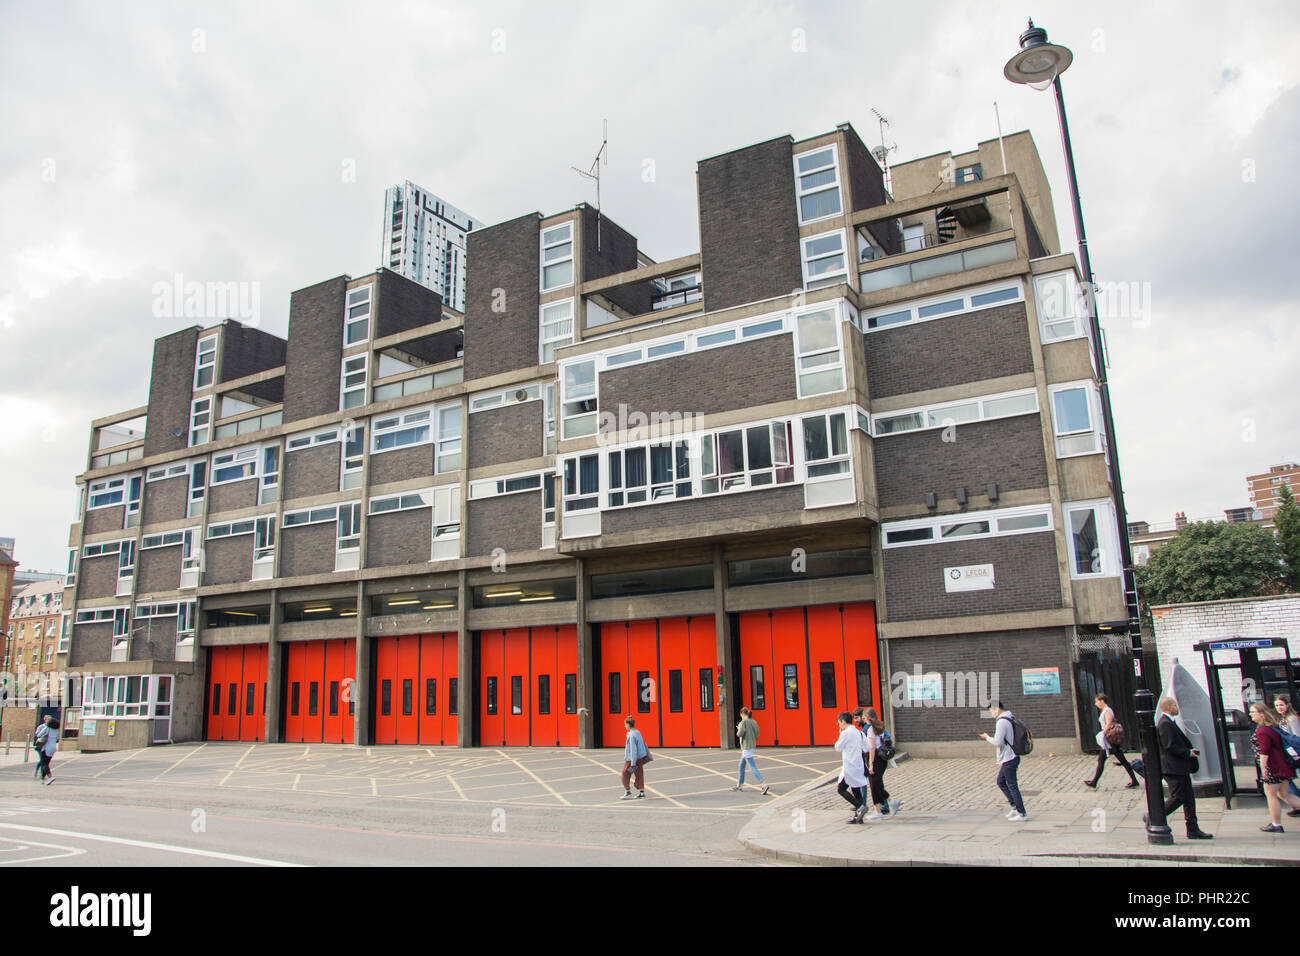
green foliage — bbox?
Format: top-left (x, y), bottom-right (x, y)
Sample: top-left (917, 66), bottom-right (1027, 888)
top-left (1274, 483), bottom-right (1300, 592)
top-left (1134, 519), bottom-right (1285, 607)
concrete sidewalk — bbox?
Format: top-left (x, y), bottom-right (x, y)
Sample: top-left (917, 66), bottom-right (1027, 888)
top-left (738, 754), bottom-right (1300, 866)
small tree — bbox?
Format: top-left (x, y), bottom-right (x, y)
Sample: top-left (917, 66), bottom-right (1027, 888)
top-left (1274, 482), bottom-right (1300, 593)
top-left (1135, 519), bottom-right (1285, 607)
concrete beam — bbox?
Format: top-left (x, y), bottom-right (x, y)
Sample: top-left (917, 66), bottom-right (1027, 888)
top-left (263, 590), bottom-right (283, 743)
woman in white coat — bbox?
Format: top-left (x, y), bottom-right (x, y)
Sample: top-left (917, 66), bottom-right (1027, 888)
top-left (834, 712), bottom-right (870, 824)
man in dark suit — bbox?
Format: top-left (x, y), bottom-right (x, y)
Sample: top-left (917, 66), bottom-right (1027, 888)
top-left (1155, 697), bottom-right (1213, 840)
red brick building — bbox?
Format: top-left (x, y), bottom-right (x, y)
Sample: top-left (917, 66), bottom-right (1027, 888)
top-left (1248, 462), bottom-right (1300, 519)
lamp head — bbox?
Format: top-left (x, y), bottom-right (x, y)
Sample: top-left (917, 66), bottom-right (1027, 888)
top-left (1004, 18), bottom-right (1072, 90)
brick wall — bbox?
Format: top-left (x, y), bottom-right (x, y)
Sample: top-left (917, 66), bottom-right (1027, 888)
top-left (143, 326), bottom-right (200, 457)
top-left (463, 214), bottom-right (541, 380)
top-left (207, 477), bottom-right (257, 515)
top-left (77, 556), bottom-right (119, 601)
top-left (369, 444), bottom-right (435, 486)
top-left (864, 303), bottom-right (1033, 399)
top-left (375, 269), bottom-right (442, 339)
top-left (281, 523), bottom-right (337, 578)
top-left (873, 416), bottom-right (1047, 511)
top-left (882, 531), bottom-right (1062, 622)
top-left (698, 136), bottom-right (804, 313)
top-left (580, 206), bottom-right (653, 316)
top-left (218, 320), bottom-right (286, 404)
top-left (136, 546), bottom-right (181, 594)
top-left (598, 484), bottom-right (805, 537)
top-left (70, 622), bottom-right (113, 666)
top-left (887, 626), bottom-right (1076, 742)
top-left (130, 616), bottom-right (177, 662)
top-left (468, 492), bottom-right (541, 556)
top-left (142, 475), bottom-right (188, 525)
top-left (467, 402), bottom-right (542, 469)
top-left (599, 335), bottom-right (796, 423)
top-left (283, 444), bottom-right (341, 501)
top-left (841, 126), bottom-right (901, 254)
top-left (203, 534), bottom-right (252, 586)
top-left (367, 509), bottom-right (432, 568)
top-left (83, 507), bottom-right (125, 535)
top-left (283, 276), bottom-right (347, 423)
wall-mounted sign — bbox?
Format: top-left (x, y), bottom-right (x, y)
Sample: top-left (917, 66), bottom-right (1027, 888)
top-left (1208, 639), bottom-right (1275, 651)
top-left (906, 672), bottom-right (944, 702)
top-left (1022, 667), bottom-right (1061, 696)
top-left (107, 720), bottom-right (116, 737)
top-left (944, 564), bottom-right (995, 592)
top-left (81, 720), bottom-right (97, 736)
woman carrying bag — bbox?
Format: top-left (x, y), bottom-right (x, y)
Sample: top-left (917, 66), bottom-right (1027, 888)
top-left (1083, 693), bottom-right (1139, 790)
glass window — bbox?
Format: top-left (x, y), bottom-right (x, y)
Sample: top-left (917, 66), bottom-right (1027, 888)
top-left (541, 299), bottom-right (575, 363)
top-left (636, 671), bottom-right (651, 713)
top-left (668, 670), bottom-right (683, 713)
top-left (247, 684), bottom-right (255, 716)
top-left (380, 680), bottom-right (391, 717)
top-left (329, 681), bottom-right (339, 717)
top-left (750, 666), bottom-right (766, 710)
top-left (426, 678), bottom-right (437, 716)
top-left (401, 679), bottom-right (412, 716)
top-left (783, 664), bottom-right (799, 709)
top-left (1053, 387), bottom-right (1092, 434)
top-left (537, 675), bottom-right (551, 716)
top-left (511, 675), bottom-right (523, 715)
top-left (1070, 507), bottom-right (1101, 576)
top-left (699, 669), bottom-right (714, 712)
top-left (541, 222), bottom-right (575, 291)
top-left (608, 672), bottom-right (621, 714)
top-left (448, 678), bottom-right (458, 716)
top-left (795, 146), bottom-right (842, 222)
top-left (855, 660), bottom-right (873, 708)
top-left (309, 682), bottom-right (319, 717)
top-left (486, 676), bottom-right (498, 715)
top-left (819, 662), bottom-right (837, 709)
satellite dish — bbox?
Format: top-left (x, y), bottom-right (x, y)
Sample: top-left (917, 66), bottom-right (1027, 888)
top-left (514, 389), bottom-right (528, 403)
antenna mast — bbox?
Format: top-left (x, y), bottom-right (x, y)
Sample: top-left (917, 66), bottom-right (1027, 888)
top-left (870, 108), bottom-right (896, 196)
top-left (571, 119), bottom-right (609, 251)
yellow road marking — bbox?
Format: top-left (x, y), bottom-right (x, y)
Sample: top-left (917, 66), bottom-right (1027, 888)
top-left (152, 743), bottom-right (207, 779)
top-left (564, 750), bottom-right (688, 809)
top-left (446, 773), bottom-right (467, 801)
top-left (92, 748), bottom-right (145, 778)
top-left (492, 751), bottom-right (572, 806)
top-left (371, 777), bottom-right (378, 796)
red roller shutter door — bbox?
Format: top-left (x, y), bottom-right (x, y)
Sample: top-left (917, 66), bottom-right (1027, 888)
top-left (739, 609), bottom-right (812, 746)
top-left (842, 603), bottom-right (881, 713)
top-left (479, 629), bottom-right (506, 746)
top-left (600, 623), bottom-right (630, 747)
top-left (807, 605), bottom-right (851, 745)
top-left (553, 625), bottom-right (579, 747)
top-left (321, 639), bottom-right (353, 744)
top-left (283, 642), bottom-right (305, 742)
top-left (416, 633), bottom-right (455, 745)
top-left (374, 636), bottom-right (399, 744)
top-left (688, 615), bottom-right (720, 746)
top-left (205, 646), bottom-right (227, 740)
top-left (530, 626), bottom-right (559, 747)
top-left (238, 644), bottom-right (268, 742)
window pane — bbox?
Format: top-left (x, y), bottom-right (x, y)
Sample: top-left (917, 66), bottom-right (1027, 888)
top-left (699, 669), bottom-right (714, 712)
top-left (309, 682), bottom-right (319, 717)
top-left (796, 310), bottom-right (838, 352)
top-left (538, 675), bottom-right (551, 716)
top-left (486, 676), bottom-right (497, 715)
top-left (380, 680), bottom-right (390, 716)
top-left (1071, 508), bottom-right (1100, 574)
top-left (819, 662), bottom-right (837, 709)
top-left (782, 664), bottom-right (799, 709)
top-left (796, 148), bottom-right (834, 173)
top-left (608, 672), bottom-right (621, 714)
top-left (668, 670), bottom-right (683, 713)
top-left (426, 678), bottom-right (437, 716)
top-left (448, 678), bottom-right (458, 716)
top-left (565, 674), bottom-right (577, 714)
top-left (983, 393), bottom-right (1037, 418)
top-left (750, 666), bottom-right (765, 710)
top-left (803, 416), bottom-right (829, 461)
top-left (855, 660), bottom-right (873, 707)
top-left (800, 189), bottom-right (841, 220)
top-left (1054, 388), bottom-right (1092, 433)
top-left (636, 671), bottom-right (651, 713)
top-left (746, 425), bottom-right (773, 470)
top-left (329, 681), bottom-right (339, 716)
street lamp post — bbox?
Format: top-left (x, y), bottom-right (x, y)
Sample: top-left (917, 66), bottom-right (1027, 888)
top-left (1004, 20), bottom-right (1172, 846)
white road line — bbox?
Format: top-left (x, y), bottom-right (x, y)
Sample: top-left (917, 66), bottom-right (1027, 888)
top-left (0, 836), bottom-right (86, 865)
top-left (92, 748), bottom-right (145, 778)
top-left (153, 743), bottom-right (208, 779)
top-left (0, 823), bottom-right (304, 866)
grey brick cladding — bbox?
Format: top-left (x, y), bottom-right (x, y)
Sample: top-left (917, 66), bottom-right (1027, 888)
top-left (280, 523), bottom-right (336, 578)
top-left (467, 402), bottom-right (542, 469)
top-left (143, 326), bottom-right (200, 457)
top-left (218, 320), bottom-right (286, 404)
top-left (468, 492), bottom-right (541, 557)
top-left (863, 303), bottom-right (1033, 399)
top-left (283, 276), bottom-right (347, 423)
top-left (77, 555), bottom-right (118, 601)
top-left (374, 269), bottom-right (443, 339)
top-left (136, 546), bottom-right (181, 594)
top-left (463, 214), bottom-right (541, 380)
top-left (71, 622), bottom-right (112, 666)
top-left (367, 508), bottom-right (432, 568)
top-left (840, 125), bottom-right (901, 254)
top-left (283, 444), bottom-right (340, 501)
top-left (881, 531), bottom-right (1062, 622)
top-left (580, 206), bottom-right (653, 316)
top-left (873, 416), bottom-right (1048, 510)
top-left (203, 534), bottom-right (252, 586)
top-left (369, 444), bottom-right (435, 486)
top-left (142, 475), bottom-right (187, 526)
top-left (207, 477), bottom-right (257, 515)
top-left (84, 507), bottom-right (125, 535)
top-left (131, 616), bottom-right (176, 662)
top-left (698, 136), bottom-right (804, 313)
top-left (887, 627), bottom-right (1075, 742)
top-left (598, 335), bottom-right (796, 424)
top-left (598, 484), bottom-right (805, 537)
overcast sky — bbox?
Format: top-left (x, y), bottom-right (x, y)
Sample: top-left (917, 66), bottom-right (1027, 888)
top-left (1, 0), bottom-right (1296, 572)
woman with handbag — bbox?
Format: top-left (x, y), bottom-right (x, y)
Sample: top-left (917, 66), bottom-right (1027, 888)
top-left (1083, 693), bottom-right (1139, 790)
top-left (1251, 702), bottom-right (1300, 832)
top-left (860, 707), bottom-right (899, 818)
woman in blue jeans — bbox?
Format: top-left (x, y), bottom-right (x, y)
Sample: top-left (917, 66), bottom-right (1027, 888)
top-left (979, 702), bottom-right (1027, 821)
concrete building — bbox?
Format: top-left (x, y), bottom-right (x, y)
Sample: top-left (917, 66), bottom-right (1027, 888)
top-left (381, 182), bottom-right (479, 314)
top-left (1248, 462), bottom-right (1300, 519)
top-left (63, 122), bottom-right (1127, 756)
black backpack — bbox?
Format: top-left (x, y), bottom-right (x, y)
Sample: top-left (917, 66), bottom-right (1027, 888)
top-left (1000, 714), bottom-right (1034, 756)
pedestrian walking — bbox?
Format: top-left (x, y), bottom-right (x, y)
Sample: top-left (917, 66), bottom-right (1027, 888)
top-left (1083, 693), bottom-right (1139, 790)
top-left (619, 716), bottom-right (649, 800)
top-left (732, 707), bottom-right (769, 794)
top-left (1250, 702), bottom-right (1300, 833)
top-left (834, 712), bottom-right (870, 824)
top-left (34, 715), bottom-right (57, 786)
top-left (1274, 695), bottom-right (1300, 805)
top-left (1153, 697), bottom-right (1213, 840)
top-left (979, 702), bottom-right (1027, 821)
top-left (858, 707), bottom-right (899, 818)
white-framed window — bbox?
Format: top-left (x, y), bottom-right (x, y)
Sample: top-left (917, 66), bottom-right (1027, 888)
top-left (66, 548), bottom-right (78, 587)
top-left (194, 334), bottom-right (218, 390)
top-left (341, 423), bottom-right (365, 490)
top-left (206, 518), bottom-right (256, 538)
top-left (587, 312), bottom-right (788, 375)
top-left (469, 383), bottom-right (542, 414)
top-left (125, 475), bottom-right (142, 526)
top-left (1033, 270), bottom-right (1087, 343)
top-left (82, 539), bottom-right (127, 559)
top-left (260, 446), bottom-right (280, 503)
top-left (540, 222), bottom-right (574, 291)
top-left (82, 673), bottom-right (171, 720)
top-left (147, 462), bottom-right (188, 482)
top-left (699, 422), bottom-right (795, 496)
top-left (801, 411), bottom-right (850, 479)
top-left (436, 405), bottom-right (462, 472)
top-left (863, 280), bottom-right (1024, 331)
top-left (58, 613), bottom-right (71, 654)
top-left (211, 447), bottom-right (258, 485)
top-left (286, 427), bottom-right (341, 451)
top-left (801, 230), bottom-right (849, 290)
top-left (560, 359), bottom-right (598, 439)
top-left (336, 503), bottom-right (362, 552)
top-left (793, 307), bottom-right (845, 397)
top-left (74, 606), bottom-right (129, 632)
top-left (282, 506), bottom-right (339, 527)
top-left (540, 299), bottom-right (575, 364)
top-left (794, 145), bottom-right (843, 223)
top-left (188, 461), bottom-right (207, 518)
top-left (372, 407), bottom-right (432, 453)
top-left (1049, 382), bottom-right (1103, 458)
top-left (142, 529), bottom-right (191, 549)
top-left (543, 383), bottom-right (557, 454)
top-left (562, 454), bottom-right (600, 512)
top-left (606, 440), bottom-right (692, 508)
top-left (873, 388), bottom-right (1040, 436)
top-left (254, 515), bottom-right (276, 562)
top-left (882, 504), bottom-right (1054, 548)
top-left (88, 478), bottom-right (126, 510)
top-left (468, 472), bottom-right (545, 499)
top-left (341, 354), bottom-right (368, 410)
top-left (1064, 499), bottom-right (1122, 578)
top-left (118, 539), bottom-right (135, 578)
top-left (345, 284), bottom-right (372, 346)
top-left (432, 486), bottom-right (460, 559)
top-left (190, 397), bottom-right (212, 446)
top-left (369, 490), bottom-right (433, 514)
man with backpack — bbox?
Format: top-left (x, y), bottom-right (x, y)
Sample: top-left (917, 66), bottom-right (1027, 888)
top-left (979, 701), bottom-right (1028, 821)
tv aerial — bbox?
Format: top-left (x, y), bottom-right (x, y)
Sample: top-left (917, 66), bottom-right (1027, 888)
top-left (572, 119), bottom-right (609, 251)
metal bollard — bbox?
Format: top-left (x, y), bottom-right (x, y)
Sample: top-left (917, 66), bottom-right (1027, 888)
top-left (24, 734), bottom-right (30, 763)
top-left (4, 734), bottom-right (9, 755)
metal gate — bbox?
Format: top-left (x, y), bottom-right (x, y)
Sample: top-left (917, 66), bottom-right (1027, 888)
top-left (1073, 653), bottom-right (1139, 753)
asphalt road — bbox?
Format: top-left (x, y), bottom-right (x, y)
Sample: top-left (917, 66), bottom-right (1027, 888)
top-left (0, 743), bottom-right (837, 866)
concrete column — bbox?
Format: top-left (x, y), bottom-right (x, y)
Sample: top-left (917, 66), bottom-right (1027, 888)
top-left (713, 543), bottom-right (737, 750)
top-left (575, 557), bottom-right (595, 748)
top-left (456, 569), bottom-right (472, 748)
top-left (263, 590), bottom-right (283, 743)
top-left (353, 579), bottom-right (371, 746)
